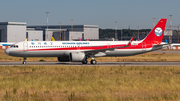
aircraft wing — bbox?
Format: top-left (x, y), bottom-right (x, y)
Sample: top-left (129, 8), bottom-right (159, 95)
top-left (170, 43), bottom-right (180, 47)
top-left (1, 43), bottom-right (14, 46)
top-left (83, 37), bottom-right (134, 56)
top-left (152, 42), bottom-right (171, 50)
top-left (153, 42), bottom-right (171, 47)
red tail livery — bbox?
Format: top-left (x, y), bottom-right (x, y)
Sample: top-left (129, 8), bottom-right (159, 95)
top-left (142, 19), bottom-right (167, 45)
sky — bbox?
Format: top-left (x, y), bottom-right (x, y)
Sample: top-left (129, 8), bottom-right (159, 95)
top-left (0, 0), bottom-right (180, 29)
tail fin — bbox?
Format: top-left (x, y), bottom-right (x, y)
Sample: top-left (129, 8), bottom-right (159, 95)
top-left (165, 39), bottom-right (168, 43)
top-left (52, 37), bottom-right (55, 41)
top-left (142, 18), bottom-right (167, 45)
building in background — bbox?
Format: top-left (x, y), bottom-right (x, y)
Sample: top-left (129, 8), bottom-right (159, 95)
top-left (27, 25), bottom-right (99, 41)
top-left (26, 28), bottom-right (43, 41)
top-left (0, 22), bottom-right (99, 42)
top-left (0, 22), bottom-right (26, 42)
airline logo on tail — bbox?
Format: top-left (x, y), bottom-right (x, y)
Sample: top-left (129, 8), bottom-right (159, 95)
top-left (155, 27), bottom-right (163, 36)
top-left (142, 18), bottom-right (167, 45)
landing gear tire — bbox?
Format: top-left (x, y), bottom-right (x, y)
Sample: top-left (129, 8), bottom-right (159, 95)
top-left (22, 57), bottom-right (27, 65)
top-left (91, 60), bottom-right (97, 65)
top-left (82, 60), bottom-right (88, 64)
top-left (22, 61), bottom-right (26, 64)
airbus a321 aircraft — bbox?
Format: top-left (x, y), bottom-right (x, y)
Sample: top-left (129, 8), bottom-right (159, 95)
top-left (5, 18), bottom-right (167, 65)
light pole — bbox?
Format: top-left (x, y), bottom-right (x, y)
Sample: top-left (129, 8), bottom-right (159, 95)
top-left (169, 15), bottom-right (173, 43)
top-left (115, 21), bottom-right (117, 41)
top-left (153, 18), bottom-right (155, 27)
top-left (60, 22), bottom-right (61, 41)
top-left (46, 12), bottom-right (49, 41)
top-left (178, 25), bottom-right (179, 43)
top-left (71, 19), bottom-right (73, 32)
top-left (121, 27), bottom-right (123, 41)
top-left (138, 26), bottom-right (139, 40)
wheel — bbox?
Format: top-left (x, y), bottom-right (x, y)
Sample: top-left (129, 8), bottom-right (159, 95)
top-left (82, 60), bottom-right (88, 64)
top-left (91, 60), bottom-right (97, 65)
top-left (22, 57), bottom-right (27, 65)
top-left (22, 61), bottom-right (26, 64)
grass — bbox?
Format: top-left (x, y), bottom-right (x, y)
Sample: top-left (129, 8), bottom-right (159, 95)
top-left (0, 65), bottom-right (180, 100)
top-left (1, 49), bottom-right (180, 62)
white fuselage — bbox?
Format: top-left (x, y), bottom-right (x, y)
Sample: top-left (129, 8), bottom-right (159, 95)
top-left (5, 40), bottom-right (159, 58)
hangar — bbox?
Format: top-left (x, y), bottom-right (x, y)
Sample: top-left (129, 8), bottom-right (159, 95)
top-left (0, 22), bottom-right (26, 42)
top-left (0, 22), bottom-right (99, 42)
top-left (27, 25), bottom-right (99, 41)
top-left (0, 22), bottom-right (43, 42)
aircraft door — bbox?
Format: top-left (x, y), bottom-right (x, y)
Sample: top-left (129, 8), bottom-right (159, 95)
top-left (23, 42), bottom-right (28, 51)
top-left (107, 43), bottom-right (111, 48)
top-left (77, 44), bottom-right (80, 50)
top-left (142, 42), bottom-right (146, 51)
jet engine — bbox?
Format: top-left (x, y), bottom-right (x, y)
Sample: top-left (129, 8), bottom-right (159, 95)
top-left (57, 56), bottom-right (70, 62)
top-left (57, 52), bottom-right (86, 62)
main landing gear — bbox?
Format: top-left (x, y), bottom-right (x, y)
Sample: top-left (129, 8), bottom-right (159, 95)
top-left (82, 59), bottom-right (88, 64)
top-left (82, 59), bottom-right (97, 65)
top-left (90, 56), bottom-right (97, 65)
top-left (90, 60), bottom-right (97, 65)
top-left (82, 56), bottom-right (97, 65)
top-left (22, 57), bottom-right (27, 64)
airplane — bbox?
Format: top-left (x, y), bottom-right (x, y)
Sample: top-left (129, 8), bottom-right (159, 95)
top-left (5, 18), bottom-right (167, 65)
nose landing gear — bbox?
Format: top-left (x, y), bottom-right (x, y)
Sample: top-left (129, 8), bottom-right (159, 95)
top-left (82, 59), bottom-right (88, 64)
top-left (22, 57), bottom-right (27, 64)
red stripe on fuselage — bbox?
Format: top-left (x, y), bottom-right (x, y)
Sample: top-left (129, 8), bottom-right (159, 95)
top-left (18, 43), bottom-right (153, 51)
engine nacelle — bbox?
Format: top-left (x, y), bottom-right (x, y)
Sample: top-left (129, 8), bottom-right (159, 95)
top-left (57, 56), bottom-right (70, 62)
top-left (57, 52), bottom-right (86, 62)
top-left (70, 52), bottom-right (86, 62)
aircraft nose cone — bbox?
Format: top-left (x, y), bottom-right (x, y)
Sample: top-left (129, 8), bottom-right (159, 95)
top-left (5, 49), bottom-right (9, 55)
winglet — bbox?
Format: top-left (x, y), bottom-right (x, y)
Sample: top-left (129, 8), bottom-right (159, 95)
top-left (126, 37), bottom-right (134, 46)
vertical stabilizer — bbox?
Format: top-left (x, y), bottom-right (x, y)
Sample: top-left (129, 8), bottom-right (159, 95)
top-left (142, 19), bottom-right (167, 45)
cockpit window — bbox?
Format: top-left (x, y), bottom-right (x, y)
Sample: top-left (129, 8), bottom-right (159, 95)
top-left (10, 45), bottom-right (18, 48)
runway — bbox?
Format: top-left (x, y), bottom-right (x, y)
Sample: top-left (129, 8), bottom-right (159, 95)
top-left (0, 61), bottom-right (180, 66)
